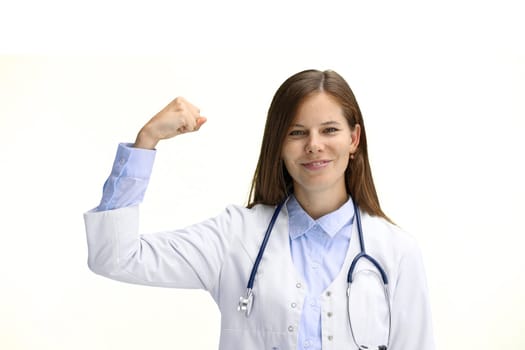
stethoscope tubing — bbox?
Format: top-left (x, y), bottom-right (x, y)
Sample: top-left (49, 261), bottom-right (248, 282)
top-left (246, 200), bottom-right (285, 289)
top-left (347, 200), bottom-right (391, 349)
top-left (238, 201), bottom-right (285, 316)
top-left (347, 202), bottom-right (389, 284)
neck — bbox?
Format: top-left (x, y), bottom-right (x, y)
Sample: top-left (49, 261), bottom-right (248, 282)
top-left (293, 188), bottom-right (348, 220)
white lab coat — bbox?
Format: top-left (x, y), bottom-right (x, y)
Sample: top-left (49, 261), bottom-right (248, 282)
top-left (84, 203), bottom-right (435, 350)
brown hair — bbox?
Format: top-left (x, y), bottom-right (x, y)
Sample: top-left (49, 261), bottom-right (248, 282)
top-left (247, 69), bottom-right (390, 222)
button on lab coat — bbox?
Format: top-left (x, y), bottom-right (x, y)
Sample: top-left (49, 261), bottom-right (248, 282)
top-left (84, 203), bottom-right (435, 349)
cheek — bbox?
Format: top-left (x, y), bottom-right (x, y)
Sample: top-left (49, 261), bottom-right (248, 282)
top-left (281, 143), bottom-right (298, 163)
top-left (282, 158), bottom-right (294, 174)
top-left (281, 145), bottom-right (300, 175)
top-left (337, 148), bottom-right (351, 168)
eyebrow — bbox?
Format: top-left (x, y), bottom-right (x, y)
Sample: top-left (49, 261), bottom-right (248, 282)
top-left (290, 121), bottom-right (342, 128)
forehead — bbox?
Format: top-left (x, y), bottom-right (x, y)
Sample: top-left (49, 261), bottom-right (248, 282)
top-left (293, 92), bottom-right (345, 123)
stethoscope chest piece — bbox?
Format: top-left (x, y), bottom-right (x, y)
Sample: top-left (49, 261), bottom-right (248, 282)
top-left (238, 288), bottom-right (254, 317)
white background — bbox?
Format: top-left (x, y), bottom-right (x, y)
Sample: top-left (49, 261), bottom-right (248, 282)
top-left (1, 0), bottom-right (524, 349)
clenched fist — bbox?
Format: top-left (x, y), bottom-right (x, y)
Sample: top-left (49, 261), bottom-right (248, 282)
top-left (134, 97), bottom-right (207, 149)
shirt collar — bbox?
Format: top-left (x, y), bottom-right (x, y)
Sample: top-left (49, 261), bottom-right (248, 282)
top-left (286, 194), bottom-right (355, 240)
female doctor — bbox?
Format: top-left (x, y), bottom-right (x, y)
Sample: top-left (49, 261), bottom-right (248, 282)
top-left (84, 69), bottom-right (435, 350)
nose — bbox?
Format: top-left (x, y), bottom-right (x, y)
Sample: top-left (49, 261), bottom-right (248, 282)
top-left (305, 133), bottom-right (323, 154)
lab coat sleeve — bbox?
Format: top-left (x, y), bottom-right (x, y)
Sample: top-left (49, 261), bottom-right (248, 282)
top-left (389, 237), bottom-right (435, 350)
top-left (84, 205), bottom-right (235, 291)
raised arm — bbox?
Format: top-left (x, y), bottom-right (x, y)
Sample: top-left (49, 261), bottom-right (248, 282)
top-left (96, 97), bottom-right (206, 211)
top-left (85, 97), bottom-right (232, 292)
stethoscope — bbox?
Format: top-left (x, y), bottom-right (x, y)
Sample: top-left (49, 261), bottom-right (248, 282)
top-left (238, 199), bottom-right (392, 350)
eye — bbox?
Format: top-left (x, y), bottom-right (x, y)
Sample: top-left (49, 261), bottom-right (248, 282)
top-left (323, 127), bottom-right (339, 134)
top-left (289, 130), bottom-right (306, 136)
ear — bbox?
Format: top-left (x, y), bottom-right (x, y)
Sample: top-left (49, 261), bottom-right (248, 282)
top-left (350, 124), bottom-right (361, 153)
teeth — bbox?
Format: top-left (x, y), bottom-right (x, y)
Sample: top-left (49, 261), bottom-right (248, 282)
top-left (311, 161), bottom-right (324, 166)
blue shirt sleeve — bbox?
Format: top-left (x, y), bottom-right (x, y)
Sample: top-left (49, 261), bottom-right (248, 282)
top-left (96, 143), bottom-right (156, 211)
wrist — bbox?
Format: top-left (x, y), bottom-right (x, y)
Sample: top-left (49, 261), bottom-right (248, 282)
top-left (134, 126), bottom-right (159, 150)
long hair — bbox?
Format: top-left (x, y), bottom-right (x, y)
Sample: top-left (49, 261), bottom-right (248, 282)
top-left (247, 69), bottom-right (390, 222)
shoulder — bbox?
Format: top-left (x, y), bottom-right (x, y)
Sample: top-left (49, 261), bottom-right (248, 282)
top-left (217, 203), bottom-right (281, 260)
top-left (361, 212), bottom-right (421, 259)
top-left (217, 203), bottom-right (278, 233)
top-left (360, 213), bottom-right (430, 289)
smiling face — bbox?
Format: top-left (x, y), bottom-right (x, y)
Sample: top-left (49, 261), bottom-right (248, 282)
top-left (281, 92), bottom-right (361, 200)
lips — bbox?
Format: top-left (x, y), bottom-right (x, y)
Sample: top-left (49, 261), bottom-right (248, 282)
top-left (301, 160), bottom-right (331, 170)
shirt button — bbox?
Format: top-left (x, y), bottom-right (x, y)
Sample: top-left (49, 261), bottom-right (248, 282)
top-left (327, 312), bottom-right (333, 317)
top-left (328, 335), bottom-right (333, 341)
top-left (288, 325), bottom-right (294, 332)
top-left (290, 302), bottom-right (297, 308)
top-left (304, 340), bottom-right (311, 347)
top-left (296, 283), bottom-right (302, 288)
top-left (326, 291), bottom-right (332, 297)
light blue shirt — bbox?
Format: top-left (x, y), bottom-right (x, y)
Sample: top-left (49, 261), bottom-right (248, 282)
top-left (287, 196), bottom-right (354, 350)
top-left (97, 143), bottom-right (353, 350)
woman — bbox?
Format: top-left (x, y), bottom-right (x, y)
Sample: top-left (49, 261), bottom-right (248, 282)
top-left (85, 69), bottom-right (434, 349)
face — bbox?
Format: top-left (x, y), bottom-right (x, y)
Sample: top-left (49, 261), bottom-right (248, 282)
top-left (281, 92), bottom-right (360, 199)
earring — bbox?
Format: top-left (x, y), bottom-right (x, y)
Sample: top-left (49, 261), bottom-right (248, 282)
top-left (350, 153), bottom-right (355, 160)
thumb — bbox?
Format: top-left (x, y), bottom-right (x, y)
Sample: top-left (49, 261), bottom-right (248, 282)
top-left (195, 116), bottom-right (207, 131)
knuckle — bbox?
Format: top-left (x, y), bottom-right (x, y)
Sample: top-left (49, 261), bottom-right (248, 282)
top-left (173, 97), bottom-right (187, 108)
top-left (173, 99), bottom-right (182, 108)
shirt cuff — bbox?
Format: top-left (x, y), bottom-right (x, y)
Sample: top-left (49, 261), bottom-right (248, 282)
top-left (111, 143), bottom-right (156, 179)
top-left (96, 143), bottom-right (156, 211)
